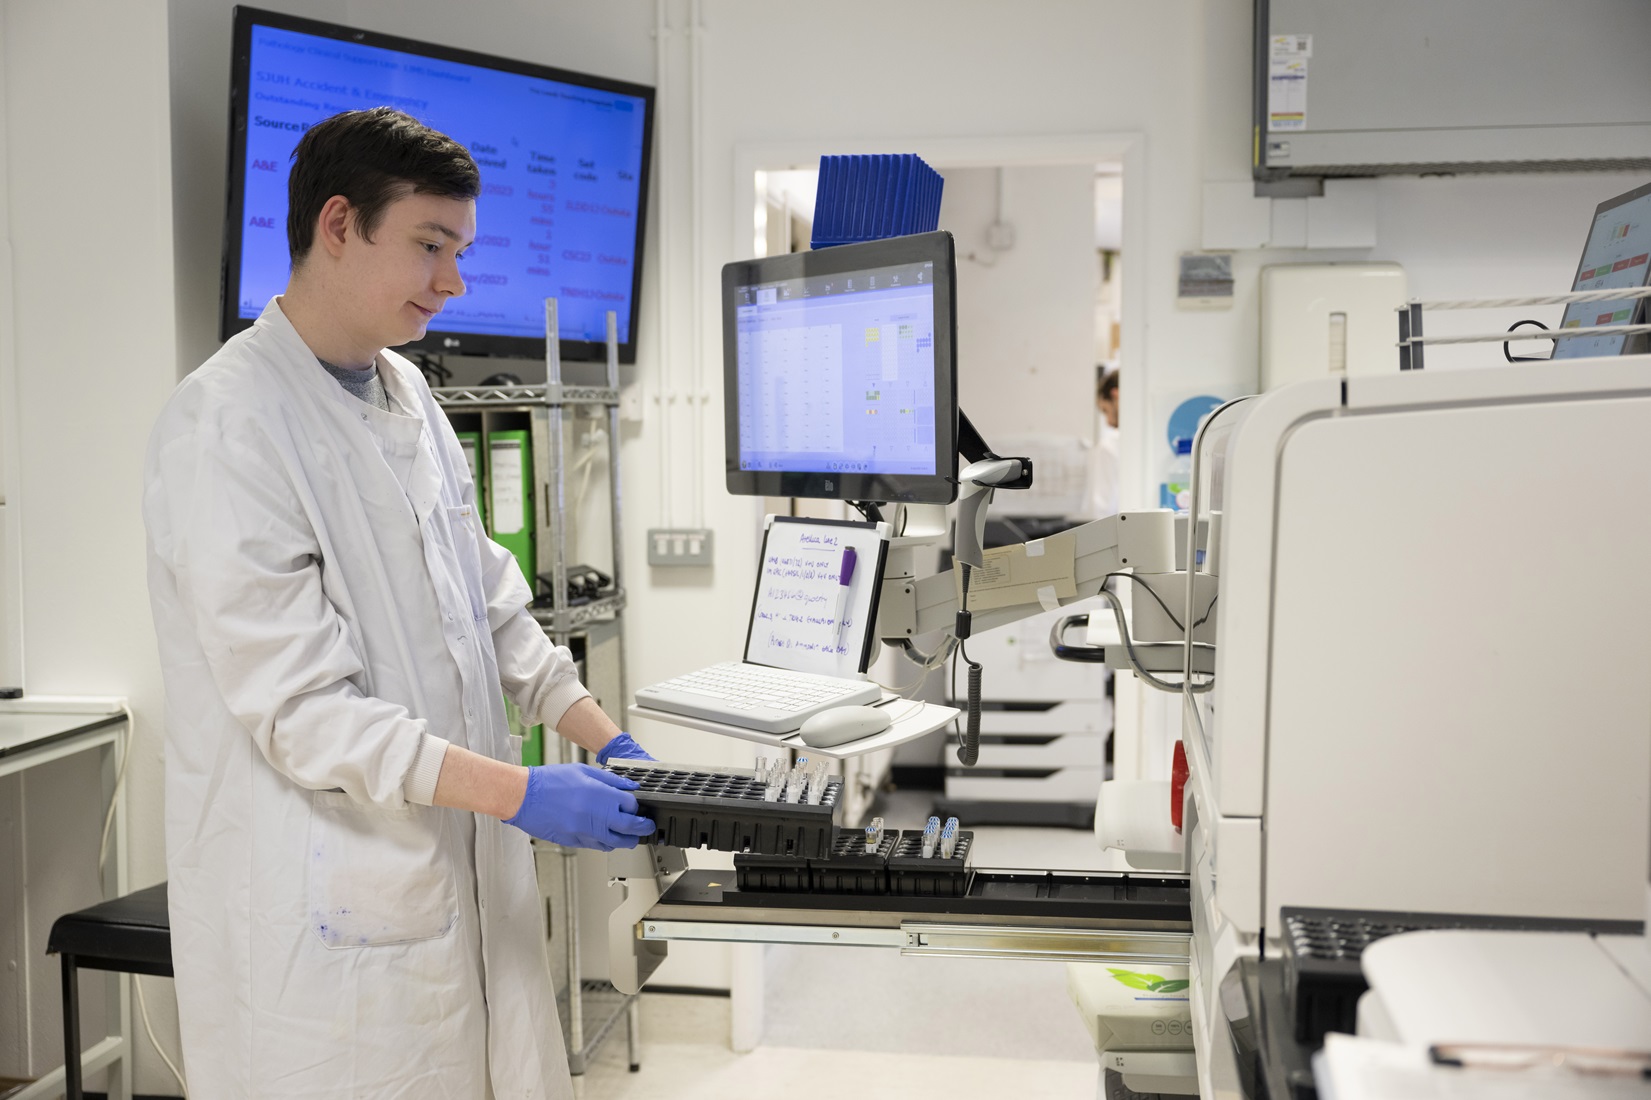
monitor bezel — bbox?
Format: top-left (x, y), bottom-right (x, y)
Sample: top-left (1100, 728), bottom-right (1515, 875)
top-left (221, 6), bottom-right (655, 363)
top-left (721, 231), bottom-right (959, 506)
top-left (1554, 178), bottom-right (1651, 359)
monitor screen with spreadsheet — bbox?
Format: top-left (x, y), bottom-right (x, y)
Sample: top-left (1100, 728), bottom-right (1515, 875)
top-left (721, 232), bottom-right (958, 505)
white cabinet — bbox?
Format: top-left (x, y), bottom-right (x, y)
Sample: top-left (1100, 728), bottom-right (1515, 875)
top-left (940, 604), bottom-right (1112, 826)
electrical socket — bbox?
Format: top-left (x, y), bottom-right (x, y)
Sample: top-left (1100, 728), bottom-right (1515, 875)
top-left (647, 527), bottom-right (714, 567)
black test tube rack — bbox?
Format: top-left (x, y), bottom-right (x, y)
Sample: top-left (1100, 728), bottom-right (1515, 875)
top-left (812, 828), bottom-right (900, 895)
top-left (608, 764), bottom-right (843, 858)
top-left (886, 829), bottom-right (974, 898)
top-left (734, 826), bottom-right (974, 897)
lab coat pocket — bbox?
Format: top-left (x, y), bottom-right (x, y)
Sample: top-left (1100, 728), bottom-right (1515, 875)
top-left (308, 790), bottom-right (459, 948)
top-left (445, 505), bottom-right (489, 622)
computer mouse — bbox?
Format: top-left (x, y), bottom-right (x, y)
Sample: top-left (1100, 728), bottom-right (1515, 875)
top-left (797, 705), bottom-right (893, 748)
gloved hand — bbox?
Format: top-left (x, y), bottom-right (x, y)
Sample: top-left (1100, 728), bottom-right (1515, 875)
top-left (503, 764), bottom-right (656, 851)
top-left (596, 732), bottom-right (654, 766)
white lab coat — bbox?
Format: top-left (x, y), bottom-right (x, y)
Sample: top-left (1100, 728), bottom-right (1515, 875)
top-left (144, 299), bottom-right (587, 1099)
top-left (1081, 422), bottom-right (1120, 520)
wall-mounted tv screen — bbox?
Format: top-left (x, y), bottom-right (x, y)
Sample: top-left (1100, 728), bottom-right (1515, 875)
top-left (222, 6), bottom-right (654, 362)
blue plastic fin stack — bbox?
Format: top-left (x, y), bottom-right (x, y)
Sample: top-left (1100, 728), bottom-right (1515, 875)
top-left (810, 154), bottom-right (944, 249)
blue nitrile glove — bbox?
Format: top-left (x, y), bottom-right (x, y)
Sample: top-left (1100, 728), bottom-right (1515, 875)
top-left (596, 732), bottom-right (654, 766)
top-left (504, 764), bottom-right (656, 851)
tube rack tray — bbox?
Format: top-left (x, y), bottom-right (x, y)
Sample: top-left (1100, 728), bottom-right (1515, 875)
top-left (733, 826), bottom-right (973, 897)
top-left (608, 764), bottom-right (843, 858)
top-left (887, 829), bottom-right (974, 898)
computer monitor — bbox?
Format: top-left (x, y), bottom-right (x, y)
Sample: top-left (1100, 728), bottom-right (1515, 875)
top-left (222, 7), bottom-right (654, 362)
top-left (721, 231), bottom-right (959, 505)
top-left (1553, 180), bottom-right (1651, 360)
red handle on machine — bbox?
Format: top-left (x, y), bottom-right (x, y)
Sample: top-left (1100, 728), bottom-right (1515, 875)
top-left (1170, 740), bottom-right (1188, 834)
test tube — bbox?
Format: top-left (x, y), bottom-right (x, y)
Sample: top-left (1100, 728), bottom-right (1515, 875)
top-left (785, 759), bottom-right (806, 803)
top-left (921, 815), bottom-right (941, 858)
top-left (763, 759), bottom-right (783, 802)
top-left (864, 816), bottom-right (885, 853)
top-left (940, 817), bottom-right (959, 859)
top-left (806, 759), bottom-right (828, 804)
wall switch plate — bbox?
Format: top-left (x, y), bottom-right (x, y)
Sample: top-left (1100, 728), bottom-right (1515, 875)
top-left (647, 527), bottom-right (714, 567)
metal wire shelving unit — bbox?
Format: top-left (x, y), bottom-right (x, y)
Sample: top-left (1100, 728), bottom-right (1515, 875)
top-left (433, 301), bottom-right (635, 1076)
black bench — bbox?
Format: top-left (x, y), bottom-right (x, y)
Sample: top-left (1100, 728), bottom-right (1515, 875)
top-left (46, 883), bottom-right (172, 1100)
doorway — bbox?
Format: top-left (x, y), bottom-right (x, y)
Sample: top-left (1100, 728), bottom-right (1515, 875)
top-left (729, 134), bottom-right (1148, 1053)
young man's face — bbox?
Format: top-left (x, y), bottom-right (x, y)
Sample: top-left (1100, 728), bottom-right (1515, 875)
top-left (334, 190), bottom-right (476, 352)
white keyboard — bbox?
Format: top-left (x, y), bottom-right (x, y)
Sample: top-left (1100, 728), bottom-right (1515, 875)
top-left (634, 661), bottom-right (881, 734)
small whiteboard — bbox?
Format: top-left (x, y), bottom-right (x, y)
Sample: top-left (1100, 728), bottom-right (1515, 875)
top-left (744, 516), bottom-right (890, 677)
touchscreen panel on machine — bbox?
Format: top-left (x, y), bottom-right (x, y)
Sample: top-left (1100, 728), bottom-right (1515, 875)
top-left (1554, 184), bottom-right (1651, 360)
top-left (733, 260), bottom-right (938, 478)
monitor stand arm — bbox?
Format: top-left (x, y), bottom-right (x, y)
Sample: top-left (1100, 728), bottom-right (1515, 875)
top-left (951, 408), bottom-right (1036, 571)
top-left (958, 409), bottom-right (1035, 489)
top-left (847, 409), bottom-right (1033, 528)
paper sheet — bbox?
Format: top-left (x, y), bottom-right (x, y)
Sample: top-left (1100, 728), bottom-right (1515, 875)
top-left (1314, 1034), bottom-right (1651, 1100)
top-left (1268, 34), bottom-right (1311, 132)
top-left (489, 439), bottom-right (525, 534)
top-left (956, 531), bottom-right (1077, 612)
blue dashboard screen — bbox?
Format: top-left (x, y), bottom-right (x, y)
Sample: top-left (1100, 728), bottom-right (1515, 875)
top-left (238, 23), bottom-right (649, 344)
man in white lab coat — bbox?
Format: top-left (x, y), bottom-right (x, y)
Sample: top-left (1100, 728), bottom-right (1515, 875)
top-left (144, 108), bottom-right (654, 1098)
top-left (1082, 366), bottom-right (1121, 520)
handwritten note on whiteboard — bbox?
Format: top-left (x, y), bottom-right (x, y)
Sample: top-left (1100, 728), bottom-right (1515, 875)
top-left (744, 517), bottom-right (889, 677)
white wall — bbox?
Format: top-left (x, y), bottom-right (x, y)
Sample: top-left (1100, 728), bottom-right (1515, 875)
top-left (699, 0), bottom-right (1215, 516)
top-left (5, 0), bottom-right (1646, 1088)
top-left (0, 0), bottom-right (22, 691)
top-left (1196, 0), bottom-right (1645, 392)
top-left (2, 0), bottom-right (179, 1083)
top-left (940, 165), bottom-right (1100, 443)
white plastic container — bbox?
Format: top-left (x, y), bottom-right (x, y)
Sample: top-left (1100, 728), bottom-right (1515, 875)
top-left (1160, 438), bottom-right (1193, 511)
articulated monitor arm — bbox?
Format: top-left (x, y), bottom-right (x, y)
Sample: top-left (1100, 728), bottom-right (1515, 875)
top-left (875, 511), bottom-right (1180, 641)
top-left (874, 509), bottom-right (1211, 766)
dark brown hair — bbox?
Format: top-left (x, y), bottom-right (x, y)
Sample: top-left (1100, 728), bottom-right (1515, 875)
top-left (286, 107), bottom-right (479, 266)
top-left (1097, 367), bottom-right (1120, 403)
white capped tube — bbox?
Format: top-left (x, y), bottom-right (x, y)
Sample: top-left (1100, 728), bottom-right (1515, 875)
top-left (806, 759), bottom-right (830, 804)
top-left (940, 817), bottom-right (959, 859)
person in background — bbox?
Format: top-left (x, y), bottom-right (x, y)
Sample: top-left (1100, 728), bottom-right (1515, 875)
top-left (1082, 365), bottom-right (1121, 519)
top-left (143, 108), bottom-right (652, 1099)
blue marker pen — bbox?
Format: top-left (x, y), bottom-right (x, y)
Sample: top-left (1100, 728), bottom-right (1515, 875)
top-left (833, 547), bottom-right (857, 648)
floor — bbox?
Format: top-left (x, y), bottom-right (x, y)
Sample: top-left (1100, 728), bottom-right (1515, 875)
top-left (573, 992), bottom-right (1099, 1100)
top-left (572, 789), bottom-right (1115, 1100)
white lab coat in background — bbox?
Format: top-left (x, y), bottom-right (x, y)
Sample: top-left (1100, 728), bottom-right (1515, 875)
top-left (1081, 421), bottom-right (1120, 520)
top-left (144, 299), bottom-right (586, 1099)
